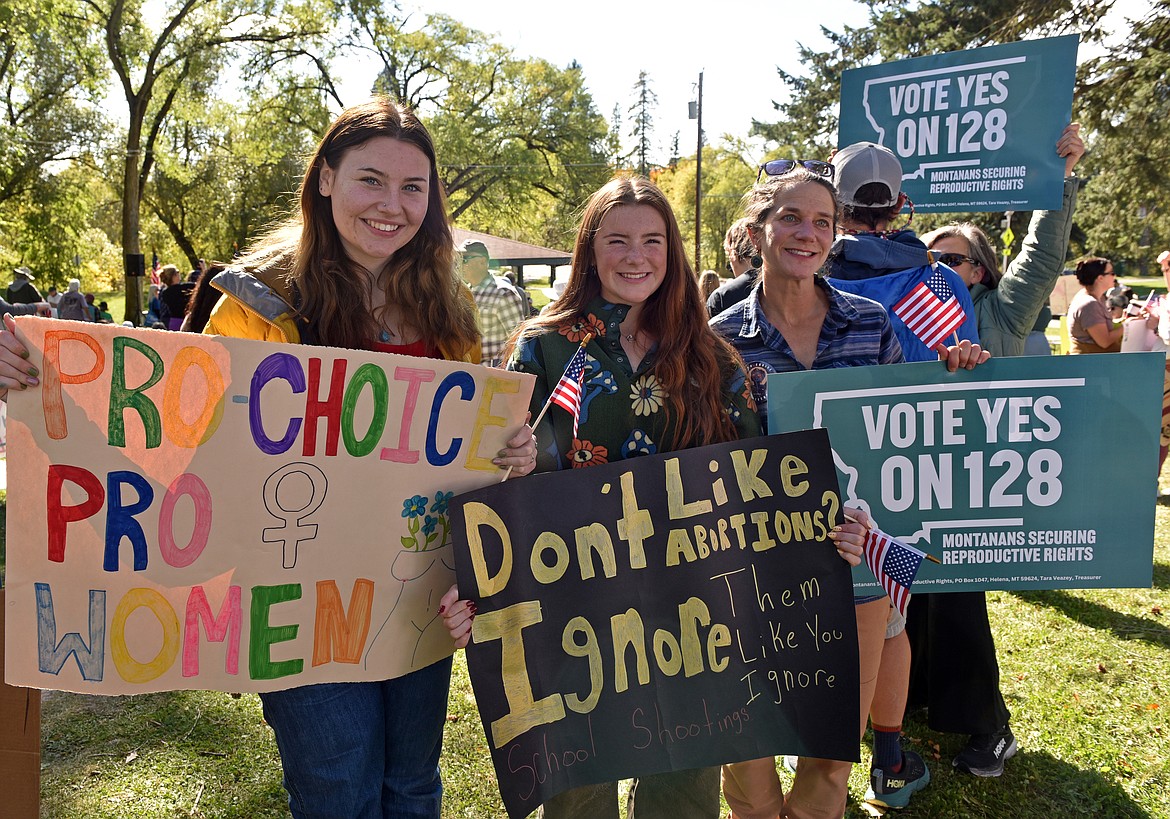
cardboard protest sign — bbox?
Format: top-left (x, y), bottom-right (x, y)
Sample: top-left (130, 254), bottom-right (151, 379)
top-left (839, 35), bottom-right (1078, 212)
top-left (768, 354), bottom-right (1161, 594)
top-left (453, 430), bottom-right (860, 818)
top-left (3, 317), bottom-right (533, 694)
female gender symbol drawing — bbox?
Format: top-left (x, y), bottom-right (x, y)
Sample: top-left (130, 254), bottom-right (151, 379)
top-left (261, 462), bottom-right (329, 569)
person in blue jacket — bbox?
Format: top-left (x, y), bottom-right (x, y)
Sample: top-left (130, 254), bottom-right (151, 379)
top-left (824, 142), bottom-right (980, 361)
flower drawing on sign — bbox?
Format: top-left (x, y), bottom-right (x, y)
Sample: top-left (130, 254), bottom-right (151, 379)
top-left (430, 490), bottom-right (452, 515)
top-left (402, 495), bottom-right (427, 518)
top-left (368, 489), bottom-right (458, 671)
top-left (400, 491), bottom-right (453, 552)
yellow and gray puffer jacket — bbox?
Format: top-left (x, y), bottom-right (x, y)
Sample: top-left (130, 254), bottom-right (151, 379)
top-left (205, 266), bottom-right (301, 344)
top-left (204, 266), bottom-right (481, 364)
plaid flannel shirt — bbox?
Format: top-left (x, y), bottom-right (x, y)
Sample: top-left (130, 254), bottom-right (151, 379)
top-left (471, 274), bottom-right (526, 366)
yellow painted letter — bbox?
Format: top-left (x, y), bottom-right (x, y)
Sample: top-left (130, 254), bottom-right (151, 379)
top-left (463, 502), bottom-right (513, 596)
top-left (475, 600), bottom-right (566, 747)
top-left (466, 376), bottom-right (521, 471)
top-left (731, 449), bottom-right (772, 502)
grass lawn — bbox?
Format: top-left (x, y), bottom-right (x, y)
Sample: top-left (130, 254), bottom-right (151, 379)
top-left (103, 292), bottom-right (126, 324)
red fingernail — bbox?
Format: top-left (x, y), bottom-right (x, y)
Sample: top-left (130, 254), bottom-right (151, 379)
top-left (438, 605), bottom-right (446, 614)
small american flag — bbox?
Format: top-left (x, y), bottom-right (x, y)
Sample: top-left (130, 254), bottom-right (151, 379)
top-left (864, 528), bottom-right (926, 617)
top-left (549, 343), bottom-right (589, 436)
top-left (893, 266), bottom-right (966, 350)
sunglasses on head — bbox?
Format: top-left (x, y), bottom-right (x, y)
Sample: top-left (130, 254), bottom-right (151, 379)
top-left (934, 252), bottom-right (979, 268)
top-left (756, 159), bottom-right (834, 183)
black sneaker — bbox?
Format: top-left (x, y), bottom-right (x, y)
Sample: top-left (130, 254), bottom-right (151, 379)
top-left (952, 724), bottom-right (1017, 777)
top-left (865, 749), bottom-right (931, 808)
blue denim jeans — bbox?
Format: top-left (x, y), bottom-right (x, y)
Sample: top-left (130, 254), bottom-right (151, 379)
top-left (260, 656), bottom-right (452, 819)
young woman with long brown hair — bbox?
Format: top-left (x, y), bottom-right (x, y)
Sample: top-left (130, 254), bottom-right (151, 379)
top-left (206, 97), bottom-right (538, 819)
top-left (508, 174), bottom-right (753, 465)
top-left (442, 174), bottom-right (871, 817)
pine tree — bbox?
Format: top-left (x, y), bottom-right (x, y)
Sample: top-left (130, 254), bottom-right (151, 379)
top-left (627, 71), bottom-right (658, 176)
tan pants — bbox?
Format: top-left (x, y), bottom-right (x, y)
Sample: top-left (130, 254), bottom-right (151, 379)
top-left (722, 598), bottom-right (890, 819)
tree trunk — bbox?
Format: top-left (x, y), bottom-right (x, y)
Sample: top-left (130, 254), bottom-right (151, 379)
top-left (121, 108), bottom-right (144, 325)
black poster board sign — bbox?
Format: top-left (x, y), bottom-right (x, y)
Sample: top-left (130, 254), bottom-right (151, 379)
top-left (452, 429), bottom-right (860, 817)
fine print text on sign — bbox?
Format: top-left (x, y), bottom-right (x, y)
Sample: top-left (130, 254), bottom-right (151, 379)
top-left (768, 354), bottom-right (1162, 594)
top-left (4, 317), bottom-right (533, 695)
top-left (839, 35), bottom-right (1078, 212)
top-left (453, 430), bottom-right (861, 818)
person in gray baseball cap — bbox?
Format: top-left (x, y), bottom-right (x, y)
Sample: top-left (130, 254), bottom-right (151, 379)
top-left (823, 141), bottom-right (980, 362)
top-left (825, 140), bottom-right (1014, 783)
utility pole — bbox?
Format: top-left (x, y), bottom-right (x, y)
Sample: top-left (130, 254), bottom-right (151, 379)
top-left (692, 71), bottom-right (704, 271)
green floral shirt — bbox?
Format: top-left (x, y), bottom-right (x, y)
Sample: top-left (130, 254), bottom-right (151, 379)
top-left (510, 298), bottom-right (761, 470)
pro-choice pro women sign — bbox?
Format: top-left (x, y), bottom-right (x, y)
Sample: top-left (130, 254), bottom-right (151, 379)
top-left (3, 317), bottom-right (533, 694)
top-left (839, 35), bottom-right (1078, 212)
top-left (768, 354), bottom-right (1162, 593)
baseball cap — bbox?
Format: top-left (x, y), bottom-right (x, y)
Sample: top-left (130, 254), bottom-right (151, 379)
top-left (458, 240), bottom-right (489, 259)
top-left (832, 142), bottom-right (903, 208)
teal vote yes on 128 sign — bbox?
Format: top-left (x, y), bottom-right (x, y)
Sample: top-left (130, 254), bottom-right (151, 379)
top-left (766, 354), bottom-right (1161, 595)
top-left (838, 35), bottom-right (1078, 212)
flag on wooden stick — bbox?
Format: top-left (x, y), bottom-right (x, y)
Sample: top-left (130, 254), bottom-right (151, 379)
top-left (546, 340), bottom-right (590, 437)
top-left (863, 528), bottom-right (926, 616)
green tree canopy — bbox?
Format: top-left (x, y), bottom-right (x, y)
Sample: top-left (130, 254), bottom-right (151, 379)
top-left (0, 0), bottom-right (105, 204)
top-left (1076, 2), bottom-right (1170, 268)
top-left (627, 71), bottom-right (658, 177)
top-left (78, 0), bottom-right (333, 321)
top-left (352, 6), bottom-right (612, 247)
